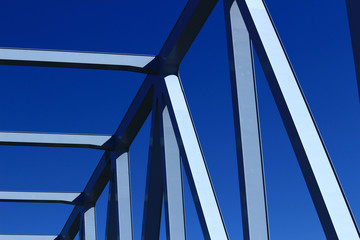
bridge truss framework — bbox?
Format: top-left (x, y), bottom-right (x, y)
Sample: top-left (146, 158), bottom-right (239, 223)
top-left (0, 0), bottom-right (359, 239)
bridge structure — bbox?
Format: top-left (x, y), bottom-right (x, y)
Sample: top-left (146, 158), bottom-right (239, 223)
top-left (0, 0), bottom-right (359, 239)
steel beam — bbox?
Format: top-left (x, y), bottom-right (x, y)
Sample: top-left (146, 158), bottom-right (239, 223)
top-left (162, 75), bottom-right (228, 240)
top-left (0, 235), bottom-right (57, 240)
top-left (141, 87), bottom-right (164, 240)
top-left (79, 206), bottom-right (97, 240)
top-left (60, 76), bottom-right (155, 239)
top-left (106, 151), bottom-right (133, 240)
top-left (236, 0), bottom-right (360, 238)
top-left (114, 76), bottom-right (155, 149)
top-left (345, 0), bottom-right (360, 99)
top-left (105, 178), bottom-right (117, 240)
top-left (0, 48), bottom-right (157, 74)
top-left (159, 0), bottom-right (219, 70)
top-left (59, 154), bottom-right (110, 240)
top-left (223, 0), bottom-right (269, 239)
top-left (161, 104), bottom-right (186, 240)
top-left (0, 191), bottom-right (82, 205)
top-left (0, 132), bottom-right (112, 150)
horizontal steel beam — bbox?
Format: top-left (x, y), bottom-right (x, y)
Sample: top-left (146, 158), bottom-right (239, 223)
top-left (159, 0), bottom-right (219, 70)
top-left (0, 235), bottom-right (57, 240)
top-left (0, 132), bottom-right (112, 150)
top-left (0, 48), bottom-right (158, 74)
top-left (0, 191), bottom-right (82, 205)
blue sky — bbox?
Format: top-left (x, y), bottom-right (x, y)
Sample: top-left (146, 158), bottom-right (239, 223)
top-left (0, 0), bottom-right (359, 239)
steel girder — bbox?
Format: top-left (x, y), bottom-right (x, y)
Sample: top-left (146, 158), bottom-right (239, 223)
top-left (345, 0), bottom-right (360, 99)
top-left (0, 0), bottom-right (359, 239)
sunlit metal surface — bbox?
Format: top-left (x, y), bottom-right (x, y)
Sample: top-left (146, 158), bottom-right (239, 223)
top-left (0, 0), bottom-right (358, 239)
top-left (0, 131), bottom-right (112, 150)
top-left (223, 0), bottom-right (269, 239)
top-left (0, 48), bottom-right (156, 74)
top-left (0, 191), bottom-right (82, 205)
top-left (0, 235), bottom-right (57, 240)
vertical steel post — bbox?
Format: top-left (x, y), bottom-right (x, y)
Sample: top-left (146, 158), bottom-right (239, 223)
top-left (161, 103), bottom-right (186, 240)
top-left (80, 206), bottom-right (97, 240)
top-left (236, 0), bottom-right (360, 238)
top-left (223, 0), bottom-right (269, 239)
top-left (105, 179), bottom-right (117, 240)
top-left (162, 75), bottom-right (228, 240)
top-left (141, 84), bottom-right (164, 240)
top-left (106, 151), bottom-right (133, 240)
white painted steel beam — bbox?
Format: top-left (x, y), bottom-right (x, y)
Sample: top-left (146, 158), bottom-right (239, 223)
top-left (0, 48), bottom-right (157, 74)
top-left (107, 151), bottom-right (133, 240)
top-left (161, 105), bottom-right (186, 240)
top-left (0, 132), bottom-right (112, 150)
top-left (223, 0), bottom-right (269, 239)
top-left (163, 75), bottom-right (228, 240)
top-left (236, 0), bottom-right (360, 238)
top-left (0, 191), bottom-right (82, 205)
top-left (79, 206), bottom-right (97, 240)
top-left (0, 235), bottom-right (57, 240)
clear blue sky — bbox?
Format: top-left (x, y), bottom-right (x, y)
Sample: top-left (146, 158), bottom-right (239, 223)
top-left (0, 0), bottom-right (359, 239)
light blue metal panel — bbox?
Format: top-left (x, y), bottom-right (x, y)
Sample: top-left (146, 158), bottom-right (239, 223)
top-left (112, 151), bottom-right (133, 240)
top-left (80, 206), bottom-right (97, 240)
top-left (0, 48), bottom-right (156, 73)
top-left (161, 105), bottom-right (186, 240)
top-left (223, 0), bottom-right (269, 239)
top-left (0, 191), bottom-right (82, 205)
top-left (162, 75), bottom-right (228, 240)
top-left (0, 235), bottom-right (57, 240)
top-left (0, 132), bottom-right (112, 150)
top-left (236, 0), bottom-right (360, 239)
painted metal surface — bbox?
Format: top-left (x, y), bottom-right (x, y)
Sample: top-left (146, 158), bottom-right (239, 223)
top-left (79, 206), bottom-right (97, 240)
top-left (0, 48), bottom-right (156, 74)
top-left (0, 132), bottom-right (112, 150)
top-left (110, 151), bottom-right (133, 240)
top-left (223, 0), bottom-right (269, 239)
top-left (236, 0), bottom-right (360, 238)
top-left (161, 105), bottom-right (186, 240)
top-left (345, 0), bottom-right (360, 99)
top-left (0, 235), bottom-right (57, 240)
top-left (0, 0), bottom-right (358, 239)
top-left (163, 75), bottom-right (228, 240)
top-left (159, 0), bottom-right (219, 71)
top-left (0, 191), bottom-right (82, 205)
top-left (141, 87), bottom-right (164, 240)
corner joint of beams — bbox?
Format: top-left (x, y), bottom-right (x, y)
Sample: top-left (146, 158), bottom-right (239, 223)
top-left (148, 55), bottom-right (179, 76)
top-left (107, 149), bottom-right (129, 173)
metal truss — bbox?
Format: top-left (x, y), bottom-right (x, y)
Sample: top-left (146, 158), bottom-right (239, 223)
top-left (345, 0), bottom-right (360, 99)
top-left (0, 0), bottom-right (359, 239)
